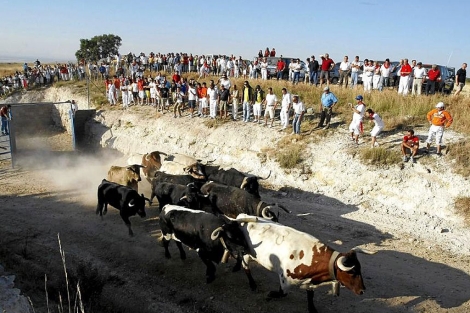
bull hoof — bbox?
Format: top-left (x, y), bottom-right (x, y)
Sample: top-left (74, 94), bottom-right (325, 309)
top-left (249, 283), bottom-right (257, 292)
top-left (267, 290), bottom-right (287, 299)
top-left (232, 263), bottom-right (241, 272)
top-left (206, 274), bottom-right (216, 284)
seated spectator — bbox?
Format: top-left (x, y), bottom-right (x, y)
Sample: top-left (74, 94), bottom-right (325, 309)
top-left (401, 129), bottom-right (419, 163)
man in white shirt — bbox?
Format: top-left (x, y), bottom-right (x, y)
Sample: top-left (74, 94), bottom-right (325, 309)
top-left (412, 62), bottom-right (426, 96)
top-left (366, 108), bottom-right (384, 148)
top-left (206, 81), bottom-right (218, 119)
top-left (263, 87), bottom-right (278, 127)
top-left (260, 58), bottom-right (268, 80)
top-left (350, 56), bottom-right (361, 89)
top-left (362, 59), bottom-right (374, 93)
top-left (338, 56), bottom-right (351, 88)
top-left (348, 95), bottom-right (366, 144)
top-left (280, 88), bottom-right (292, 130)
top-left (292, 95), bottom-right (305, 134)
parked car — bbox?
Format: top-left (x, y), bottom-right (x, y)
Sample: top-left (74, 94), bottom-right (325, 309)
top-left (422, 64), bottom-right (455, 94)
top-left (264, 57), bottom-right (307, 80)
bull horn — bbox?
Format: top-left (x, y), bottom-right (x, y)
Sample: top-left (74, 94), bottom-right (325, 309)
top-left (352, 247), bottom-right (377, 255)
top-left (336, 256), bottom-right (355, 272)
top-left (128, 199), bottom-right (135, 207)
top-left (240, 177), bottom-right (248, 189)
top-left (235, 215), bottom-right (258, 223)
top-left (204, 159), bottom-right (216, 164)
top-left (258, 170), bottom-right (272, 180)
top-left (261, 207), bottom-right (274, 219)
top-left (180, 195), bottom-right (187, 201)
top-left (211, 227), bottom-right (224, 240)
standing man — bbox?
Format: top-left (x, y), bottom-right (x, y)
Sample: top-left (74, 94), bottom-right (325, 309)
top-left (276, 58), bottom-right (285, 81)
top-left (425, 64), bottom-right (440, 95)
top-left (398, 59), bottom-right (412, 96)
top-left (338, 56), bottom-right (351, 88)
top-left (242, 81), bottom-right (253, 123)
top-left (379, 59), bottom-right (392, 91)
top-left (280, 88), bottom-right (292, 130)
top-left (207, 81), bottom-right (218, 119)
top-left (217, 84), bottom-right (230, 119)
top-left (309, 55), bottom-right (319, 86)
top-left (401, 129), bottom-right (420, 163)
top-left (350, 56), bottom-right (361, 89)
top-left (411, 62), bottom-right (426, 96)
top-left (454, 63), bottom-right (467, 96)
top-left (260, 58), bottom-right (268, 80)
top-left (362, 59), bottom-right (374, 93)
top-left (1, 104), bottom-right (12, 136)
top-left (292, 59), bottom-right (302, 85)
top-left (365, 108), bottom-right (384, 148)
top-left (292, 95), bottom-right (305, 135)
top-left (348, 95), bottom-right (366, 144)
top-left (317, 86), bottom-right (338, 129)
top-left (252, 85), bottom-right (265, 124)
top-left (263, 87), bottom-right (278, 127)
top-left (425, 102), bottom-right (453, 155)
top-left (319, 53), bottom-right (335, 89)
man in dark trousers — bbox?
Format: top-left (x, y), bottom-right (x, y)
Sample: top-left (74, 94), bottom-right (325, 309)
top-left (454, 63), bottom-right (467, 96)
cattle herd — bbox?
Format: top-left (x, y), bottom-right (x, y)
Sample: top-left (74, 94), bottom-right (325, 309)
top-left (96, 151), bottom-right (373, 313)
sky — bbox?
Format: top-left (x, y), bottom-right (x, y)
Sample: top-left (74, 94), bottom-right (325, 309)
top-left (0, 0), bottom-right (467, 70)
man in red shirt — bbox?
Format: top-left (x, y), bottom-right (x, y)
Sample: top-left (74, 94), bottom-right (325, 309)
top-left (401, 129), bottom-right (420, 162)
top-left (270, 48), bottom-right (276, 57)
top-left (172, 71), bottom-right (181, 84)
top-left (425, 64), bottom-right (440, 95)
top-left (398, 58), bottom-right (412, 95)
top-left (1, 104), bottom-right (12, 136)
top-left (319, 53), bottom-right (335, 89)
top-left (276, 58), bottom-right (285, 81)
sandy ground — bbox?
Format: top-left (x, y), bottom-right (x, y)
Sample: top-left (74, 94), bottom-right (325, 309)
top-left (1, 88), bottom-right (470, 313)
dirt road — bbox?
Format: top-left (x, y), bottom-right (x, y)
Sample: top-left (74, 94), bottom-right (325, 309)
top-left (1, 147), bottom-right (469, 313)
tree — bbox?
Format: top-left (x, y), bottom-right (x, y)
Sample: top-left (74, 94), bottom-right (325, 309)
top-left (75, 34), bottom-right (122, 63)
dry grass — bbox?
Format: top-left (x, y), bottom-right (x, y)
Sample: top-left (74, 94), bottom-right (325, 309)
top-left (454, 197), bottom-right (470, 226)
top-left (359, 147), bottom-right (402, 166)
top-left (446, 141), bottom-right (470, 177)
top-left (0, 63), bottom-right (23, 77)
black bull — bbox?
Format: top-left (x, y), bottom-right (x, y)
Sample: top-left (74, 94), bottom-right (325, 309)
top-left (184, 164), bottom-right (271, 198)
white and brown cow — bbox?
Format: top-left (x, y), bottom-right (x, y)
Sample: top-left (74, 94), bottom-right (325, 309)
top-left (127, 151), bottom-right (167, 182)
top-left (235, 214), bottom-right (372, 313)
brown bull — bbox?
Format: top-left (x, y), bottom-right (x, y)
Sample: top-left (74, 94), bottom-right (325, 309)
top-left (107, 164), bottom-right (143, 192)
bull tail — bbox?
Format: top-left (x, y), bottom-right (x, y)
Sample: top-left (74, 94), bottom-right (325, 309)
top-left (277, 204), bottom-right (291, 213)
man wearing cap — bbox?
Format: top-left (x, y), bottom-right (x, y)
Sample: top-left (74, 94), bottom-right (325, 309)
top-left (348, 95), bottom-right (366, 144)
top-left (219, 74), bottom-right (231, 90)
top-left (425, 64), bottom-right (440, 95)
top-left (412, 62), bottom-right (426, 96)
top-left (425, 102), bottom-right (453, 155)
top-left (317, 86), bottom-right (338, 129)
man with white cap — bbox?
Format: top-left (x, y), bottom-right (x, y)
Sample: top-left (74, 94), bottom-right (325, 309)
top-left (425, 102), bottom-right (453, 155)
top-left (348, 95), bottom-right (366, 144)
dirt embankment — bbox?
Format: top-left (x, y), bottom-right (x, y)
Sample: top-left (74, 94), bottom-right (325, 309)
top-left (1, 87), bottom-right (470, 313)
